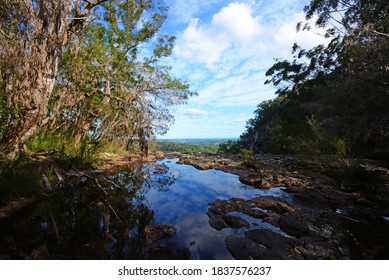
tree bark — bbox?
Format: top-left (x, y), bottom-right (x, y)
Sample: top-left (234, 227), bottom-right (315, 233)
top-left (3, 1), bottom-right (73, 157)
top-left (3, 1), bottom-right (108, 158)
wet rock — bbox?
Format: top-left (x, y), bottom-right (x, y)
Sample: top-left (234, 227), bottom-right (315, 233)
top-left (245, 229), bottom-right (292, 245)
top-left (283, 176), bottom-right (303, 187)
top-left (250, 208), bottom-right (268, 219)
top-left (289, 186), bottom-right (357, 210)
top-left (239, 175), bottom-right (271, 188)
top-left (222, 214), bottom-right (250, 229)
top-left (225, 229), bottom-right (303, 260)
top-left (358, 164), bottom-right (389, 176)
top-left (250, 196), bottom-right (294, 214)
top-left (297, 240), bottom-right (342, 260)
top-left (277, 213), bottom-right (311, 238)
top-left (207, 196), bottom-right (295, 231)
top-left (225, 236), bottom-right (268, 260)
top-left (143, 224), bottom-right (176, 245)
top-left (207, 211), bottom-right (228, 230)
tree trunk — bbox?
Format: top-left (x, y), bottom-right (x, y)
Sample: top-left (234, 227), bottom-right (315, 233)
top-left (5, 1), bottom-right (73, 158)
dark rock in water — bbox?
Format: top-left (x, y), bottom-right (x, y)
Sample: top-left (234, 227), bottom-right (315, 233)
top-left (222, 214), bottom-right (250, 229)
top-left (189, 241), bottom-right (196, 246)
top-left (225, 235), bottom-right (268, 260)
top-left (244, 229), bottom-right (296, 249)
top-left (207, 211), bottom-right (228, 231)
top-left (207, 196), bottom-right (296, 231)
top-left (277, 213), bottom-right (310, 238)
top-left (239, 175), bottom-right (271, 188)
top-left (245, 229), bottom-right (303, 259)
top-left (225, 229), bottom-right (304, 260)
top-left (250, 196), bottom-right (294, 214)
top-left (143, 224), bottom-right (176, 245)
top-left (140, 224), bottom-right (187, 260)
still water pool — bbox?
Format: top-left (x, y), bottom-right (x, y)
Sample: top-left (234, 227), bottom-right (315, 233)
top-left (142, 158), bottom-right (290, 259)
top-left (0, 158), bottom-right (290, 259)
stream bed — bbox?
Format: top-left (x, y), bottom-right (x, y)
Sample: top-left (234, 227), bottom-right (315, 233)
top-left (1, 158), bottom-right (388, 259)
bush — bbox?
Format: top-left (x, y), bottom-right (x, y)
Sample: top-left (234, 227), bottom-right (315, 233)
top-left (217, 140), bottom-right (240, 154)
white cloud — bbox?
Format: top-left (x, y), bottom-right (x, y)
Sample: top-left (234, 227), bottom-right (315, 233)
top-left (192, 71), bottom-right (275, 107)
top-left (160, 0), bottom-right (332, 138)
top-left (181, 108), bottom-right (210, 116)
top-left (174, 18), bottom-right (229, 68)
top-left (212, 2), bottom-right (262, 42)
top-left (173, 2), bottom-right (262, 69)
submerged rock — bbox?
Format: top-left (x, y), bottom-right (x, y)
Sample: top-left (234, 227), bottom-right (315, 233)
top-left (142, 224), bottom-right (176, 245)
top-left (222, 214), bottom-right (250, 229)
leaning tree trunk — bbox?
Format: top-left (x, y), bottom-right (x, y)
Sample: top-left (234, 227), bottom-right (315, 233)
top-left (2, 0), bottom-right (110, 158)
top-left (5, 1), bottom-right (73, 158)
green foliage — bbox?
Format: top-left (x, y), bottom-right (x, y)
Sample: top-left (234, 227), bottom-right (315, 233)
top-left (96, 139), bottom-right (128, 155)
top-left (240, 148), bottom-right (255, 168)
top-left (337, 159), bottom-right (388, 192)
top-left (238, 0), bottom-right (389, 160)
top-left (153, 141), bottom-right (219, 154)
top-left (217, 140), bottom-right (241, 154)
top-left (0, 0), bottom-right (196, 157)
top-left (57, 1), bottom-right (196, 152)
top-left (27, 132), bottom-right (67, 154)
top-left (26, 131), bottom-right (99, 170)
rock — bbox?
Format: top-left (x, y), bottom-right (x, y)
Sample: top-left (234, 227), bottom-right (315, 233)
top-left (207, 211), bottom-right (228, 230)
top-left (245, 229), bottom-right (303, 259)
top-left (225, 236), bottom-right (269, 260)
top-left (225, 230), bottom-right (304, 260)
top-left (283, 176), bottom-right (302, 187)
top-left (297, 240), bottom-right (342, 260)
top-left (249, 208), bottom-right (268, 219)
top-left (155, 151), bottom-right (165, 159)
top-left (143, 224), bottom-right (176, 245)
top-left (277, 213), bottom-right (310, 238)
top-left (239, 175), bottom-right (271, 188)
top-left (250, 196), bottom-right (294, 214)
top-left (358, 164), bottom-right (389, 176)
top-left (222, 214), bottom-right (250, 229)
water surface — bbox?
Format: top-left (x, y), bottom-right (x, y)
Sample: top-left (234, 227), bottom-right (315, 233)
top-left (0, 158), bottom-right (289, 259)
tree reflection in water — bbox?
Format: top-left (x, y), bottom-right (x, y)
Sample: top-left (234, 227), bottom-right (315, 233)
top-left (0, 162), bottom-right (189, 259)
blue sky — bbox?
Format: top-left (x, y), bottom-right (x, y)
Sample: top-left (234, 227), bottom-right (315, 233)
top-left (157, 0), bottom-right (328, 139)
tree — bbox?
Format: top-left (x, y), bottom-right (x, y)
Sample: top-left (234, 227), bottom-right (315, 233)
top-left (0, 0), bottom-right (109, 157)
top-left (56, 0), bottom-right (194, 154)
top-left (0, 0), bottom-right (195, 157)
top-left (240, 0), bottom-right (389, 158)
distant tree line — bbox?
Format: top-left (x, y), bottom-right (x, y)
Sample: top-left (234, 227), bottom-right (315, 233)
top-left (154, 141), bottom-right (219, 154)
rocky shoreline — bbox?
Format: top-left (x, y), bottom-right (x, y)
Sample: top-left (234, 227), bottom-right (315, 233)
top-left (1, 151), bottom-right (389, 259)
top-left (176, 153), bottom-right (389, 259)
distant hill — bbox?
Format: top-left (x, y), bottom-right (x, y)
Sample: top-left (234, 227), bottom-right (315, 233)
top-left (153, 138), bottom-right (238, 154)
top-left (157, 138), bottom-right (238, 146)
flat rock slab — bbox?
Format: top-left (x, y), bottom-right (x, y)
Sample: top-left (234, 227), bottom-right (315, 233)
top-left (225, 229), bottom-right (303, 260)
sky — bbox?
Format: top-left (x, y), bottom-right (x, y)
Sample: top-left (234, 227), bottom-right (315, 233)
top-left (157, 0), bottom-right (329, 139)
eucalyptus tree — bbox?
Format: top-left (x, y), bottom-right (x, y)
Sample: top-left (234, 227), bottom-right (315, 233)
top-left (0, 0), bottom-right (108, 157)
top-left (58, 0), bottom-right (194, 153)
top-left (0, 0), bottom-right (194, 157)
